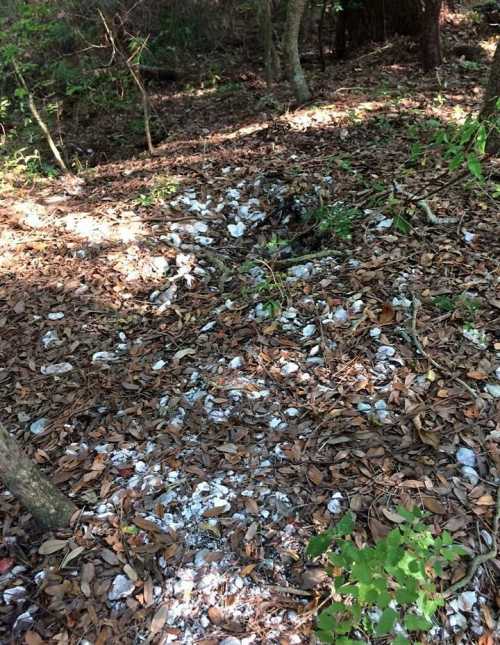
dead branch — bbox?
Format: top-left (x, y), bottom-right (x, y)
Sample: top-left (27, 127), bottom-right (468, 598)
top-left (12, 59), bottom-right (71, 175)
top-left (98, 9), bottom-right (156, 157)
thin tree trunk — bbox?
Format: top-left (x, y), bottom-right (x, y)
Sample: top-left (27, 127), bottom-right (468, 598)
top-left (284, 0), bottom-right (311, 103)
top-left (0, 423), bottom-right (77, 529)
top-left (12, 59), bottom-right (70, 174)
top-left (421, 0), bottom-right (443, 72)
top-left (334, 0), bottom-right (347, 59)
top-left (318, 0), bottom-right (328, 71)
top-left (262, 0), bottom-right (275, 85)
top-left (480, 41), bottom-right (500, 155)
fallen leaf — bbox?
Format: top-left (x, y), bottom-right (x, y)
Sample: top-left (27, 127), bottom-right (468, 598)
top-left (24, 631), bottom-right (43, 645)
top-left (0, 557), bottom-right (15, 574)
top-left (307, 465), bottom-right (324, 485)
top-left (422, 496), bottom-right (446, 515)
top-left (150, 604), bottom-right (169, 635)
top-left (379, 303), bottom-right (395, 325)
top-left (207, 606), bottom-right (223, 625)
top-left (39, 539), bottom-right (68, 555)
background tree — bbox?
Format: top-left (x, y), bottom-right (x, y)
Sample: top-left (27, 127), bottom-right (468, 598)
top-left (284, 0), bottom-right (311, 103)
top-left (0, 423), bottom-right (77, 529)
top-left (480, 40), bottom-right (500, 154)
top-left (420, 0), bottom-right (443, 72)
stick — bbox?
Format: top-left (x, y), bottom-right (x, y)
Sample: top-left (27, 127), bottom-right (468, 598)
top-left (98, 10), bottom-right (156, 157)
top-left (272, 248), bottom-right (345, 267)
top-left (409, 296), bottom-right (477, 400)
top-left (12, 59), bottom-right (70, 174)
top-left (445, 484), bottom-right (500, 595)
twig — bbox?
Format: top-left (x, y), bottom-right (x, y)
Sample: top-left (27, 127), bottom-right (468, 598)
top-left (445, 485), bottom-right (500, 596)
top-left (98, 10), bottom-right (156, 156)
top-left (409, 296), bottom-right (478, 400)
top-left (272, 248), bottom-right (345, 267)
top-left (393, 182), bottom-right (458, 224)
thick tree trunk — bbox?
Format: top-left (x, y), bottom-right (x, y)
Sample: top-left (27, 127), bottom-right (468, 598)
top-left (421, 0), bottom-right (443, 72)
top-left (0, 423), bottom-right (77, 529)
top-left (284, 0), bottom-right (311, 103)
top-left (480, 41), bottom-right (500, 155)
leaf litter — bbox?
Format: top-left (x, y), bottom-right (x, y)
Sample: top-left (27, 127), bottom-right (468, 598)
top-left (0, 23), bottom-right (500, 645)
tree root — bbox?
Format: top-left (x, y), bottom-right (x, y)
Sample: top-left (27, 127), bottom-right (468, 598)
top-left (445, 484), bottom-right (500, 596)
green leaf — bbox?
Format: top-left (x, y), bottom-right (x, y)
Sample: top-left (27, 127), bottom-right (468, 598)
top-left (467, 154), bottom-right (482, 180)
top-left (393, 214), bottom-right (410, 234)
top-left (334, 512), bottom-right (355, 537)
top-left (404, 613), bottom-right (432, 632)
top-left (394, 636), bottom-right (410, 645)
top-left (317, 608), bottom-right (337, 632)
top-left (375, 607), bottom-right (398, 636)
top-left (317, 630), bottom-right (335, 643)
top-left (307, 529), bottom-right (334, 557)
top-left (396, 588), bottom-right (419, 604)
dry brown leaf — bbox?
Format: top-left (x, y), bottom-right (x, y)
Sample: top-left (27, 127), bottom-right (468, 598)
top-left (307, 465), bottom-right (323, 485)
top-left (466, 370), bottom-right (488, 380)
top-left (422, 496), bottom-right (446, 515)
top-left (379, 303), bottom-right (395, 325)
top-left (369, 517), bottom-right (390, 540)
top-left (476, 495), bottom-right (495, 506)
top-left (150, 604), bottom-right (169, 635)
top-left (207, 606), bottom-right (224, 625)
top-left (24, 631), bottom-right (44, 645)
top-left (417, 428), bottom-right (440, 448)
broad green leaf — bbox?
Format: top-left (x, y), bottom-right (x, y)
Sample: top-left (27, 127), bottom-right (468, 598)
top-left (394, 636), bottom-right (410, 645)
top-left (334, 512), bottom-right (355, 537)
top-left (467, 154), bottom-right (482, 180)
top-left (404, 613), bottom-right (432, 632)
top-left (307, 529), bottom-right (334, 557)
top-left (394, 214), bottom-right (410, 234)
top-left (317, 630), bottom-right (335, 643)
top-left (396, 588), bottom-right (419, 604)
top-left (375, 607), bottom-right (398, 636)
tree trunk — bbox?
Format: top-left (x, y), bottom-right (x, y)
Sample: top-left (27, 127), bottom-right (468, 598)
top-left (262, 0), bottom-right (275, 85)
top-left (284, 0), bottom-right (311, 103)
top-left (421, 0), bottom-right (442, 72)
top-left (0, 423), bottom-right (77, 529)
top-left (480, 41), bottom-right (500, 155)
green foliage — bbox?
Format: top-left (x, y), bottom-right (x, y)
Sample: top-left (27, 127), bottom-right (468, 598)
top-left (308, 203), bottom-right (363, 240)
top-left (432, 293), bottom-right (481, 318)
top-left (135, 175), bottom-right (180, 207)
top-left (308, 508), bottom-right (466, 644)
top-left (408, 111), bottom-right (498, 181)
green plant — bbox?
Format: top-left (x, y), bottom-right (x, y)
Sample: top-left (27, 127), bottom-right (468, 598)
top-left (135, 175), bottom-right (180, 206)
top-left (432, 293), bottom-right (481, 318)
top-left (265, 235), bottom-right (289, 253)
top-left (307, 508), bottom-right (466, 644)
top-left (309, 203), bottom-right (363, 240)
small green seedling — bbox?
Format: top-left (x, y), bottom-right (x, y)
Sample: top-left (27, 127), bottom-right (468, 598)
top-left (307, 508), bottom-right (466, 644)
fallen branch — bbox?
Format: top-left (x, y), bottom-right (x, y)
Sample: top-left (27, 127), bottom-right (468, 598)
top-left (272, 248), bottom-right (345, 267)
top-left (409, 296), bottom-right (478, 400)
top-left (12, 59), bottom-right (70, 175)
top-left (445, 484), bottom-right (500, 596)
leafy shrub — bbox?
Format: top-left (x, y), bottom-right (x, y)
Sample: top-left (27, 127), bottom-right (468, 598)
top-left (307, 508), bottom-right (466, 644)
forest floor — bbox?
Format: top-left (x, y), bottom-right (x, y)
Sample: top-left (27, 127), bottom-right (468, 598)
top-left (0, 13), bottom-right (499, 645)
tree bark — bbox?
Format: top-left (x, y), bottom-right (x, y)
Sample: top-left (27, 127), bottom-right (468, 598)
top-left (0, 423), bottom-right (77, 529)
top-left (284, 0), bottom-right (311, 103)
top-left (261, 0), bottom-right (275, 85)
top-left (421, 0), bottom-right (443, 72)
top-left (480, 41), bottom-right (500, 155)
